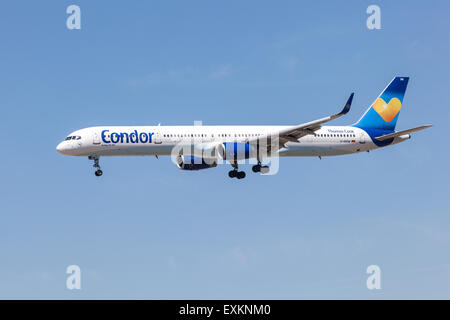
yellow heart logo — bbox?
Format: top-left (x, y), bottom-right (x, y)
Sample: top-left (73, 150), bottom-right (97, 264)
top-left (372, 97), bottom-right (402, 122)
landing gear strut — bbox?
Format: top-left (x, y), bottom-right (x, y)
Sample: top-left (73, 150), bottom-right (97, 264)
top-left (228, 162), bottom-right (246, 179)
top-left (89, 155), bottom-right (103, 177)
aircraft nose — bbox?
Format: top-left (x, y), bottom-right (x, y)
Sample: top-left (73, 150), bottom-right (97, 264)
top-left (56, 142), bottom-right (66, 154)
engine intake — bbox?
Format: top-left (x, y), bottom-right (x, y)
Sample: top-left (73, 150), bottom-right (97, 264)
top-left (176, 155), bottom-right (217, 171)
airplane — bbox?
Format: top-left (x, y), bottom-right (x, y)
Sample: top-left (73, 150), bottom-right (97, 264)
top-left (56, 76), bottom-right (431, 179)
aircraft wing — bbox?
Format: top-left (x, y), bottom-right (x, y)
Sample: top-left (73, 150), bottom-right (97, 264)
top-left (250, 93), bottom-right (354, 152)
top-left (375, 124), bottom-right (432, 141)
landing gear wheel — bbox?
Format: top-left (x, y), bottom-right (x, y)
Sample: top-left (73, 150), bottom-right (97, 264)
top-left (237, 171), bottom-right (246, 179)
top-left (95, 169), bottom-right (103, 177)
top-left (252, 164), bottom-right (261, 173)
top-left (228, 170), bottom-right (237, 178)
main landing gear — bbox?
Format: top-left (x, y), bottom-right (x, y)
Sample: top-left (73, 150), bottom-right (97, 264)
top-left (228, 162), bottom-right (246, 179)
top-left (252, 162), bottom-right (269, 174)
top-left (228, 161), bottom-right (270, 179)
top-left (228, 169), bottom-right (246, 179)
top-left (89, 155), bottom-right (103, 177)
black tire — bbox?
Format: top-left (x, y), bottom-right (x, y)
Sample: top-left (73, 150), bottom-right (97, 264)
top-left (95, 169), bottom-right (103, 177)
top-left (228, 170), bottom-right (237, 178)
top-left (237, 171), bottom-right (246, 179)
top-left (252, 164), bottom-right (261, 173)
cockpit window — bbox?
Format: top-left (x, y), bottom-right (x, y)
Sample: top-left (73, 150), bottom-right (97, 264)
top-left (65, 136), bottom-right (81, 141)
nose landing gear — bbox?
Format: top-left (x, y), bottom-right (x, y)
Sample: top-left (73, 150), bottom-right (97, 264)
top-left (89, 155), bottom-right (103, 177)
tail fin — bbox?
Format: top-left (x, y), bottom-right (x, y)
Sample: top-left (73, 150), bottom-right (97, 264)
top-left (354, 77), bottom-right (409, 131)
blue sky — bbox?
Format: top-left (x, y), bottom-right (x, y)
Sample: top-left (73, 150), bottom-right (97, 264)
top-left (0, 0), bottom-right (449, 299)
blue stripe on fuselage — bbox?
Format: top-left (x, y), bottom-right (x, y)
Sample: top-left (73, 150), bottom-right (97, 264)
top-left (356, 127), bottom-right (395, 147)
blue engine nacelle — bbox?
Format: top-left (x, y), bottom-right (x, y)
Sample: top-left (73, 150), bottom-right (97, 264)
top-left (176, 155), bottom-right (217, 171)
top-left (217, 142), bottom-right (255, 160)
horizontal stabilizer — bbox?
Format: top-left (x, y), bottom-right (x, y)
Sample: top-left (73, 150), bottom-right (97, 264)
top-left (375, 124), bottom-right (432, 141)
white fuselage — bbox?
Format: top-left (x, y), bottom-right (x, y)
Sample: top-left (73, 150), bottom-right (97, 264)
top-left (56, 125), bottom-right (408, 158)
